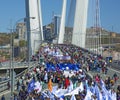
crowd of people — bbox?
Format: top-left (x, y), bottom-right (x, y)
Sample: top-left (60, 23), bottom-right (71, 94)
top-left (1, 43), bottom-right (120, 100)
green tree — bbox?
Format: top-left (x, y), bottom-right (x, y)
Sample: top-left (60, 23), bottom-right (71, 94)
top-left (114, 44), bottom-right (120, 52)
top-left (19, 40), bottom-right (27, 47)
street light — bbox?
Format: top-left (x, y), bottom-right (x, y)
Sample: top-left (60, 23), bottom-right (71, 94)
top-left (15, 17), bottom-right (35, 69)
top-left (10, 17), bottom-right (35, 98)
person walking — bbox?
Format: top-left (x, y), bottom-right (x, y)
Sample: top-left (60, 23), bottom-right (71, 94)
top-left (1, 95), bottom-right (5, 100)
top-left (113, 73), bottom-right (119, 83)
top-left (64, 76), bottom-right (70, 89)
top-left (48, 77), bottom-right (53, 92)
top-left (7, 82), bottom-right (10, 90)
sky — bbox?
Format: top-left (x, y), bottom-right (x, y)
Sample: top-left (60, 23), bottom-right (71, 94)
top-left (0, 0), bottom-right (120, 33)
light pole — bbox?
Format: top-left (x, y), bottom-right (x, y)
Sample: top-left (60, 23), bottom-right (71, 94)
top-left (10, 17), bottom-right (35, 98)
top-left (10, 28), bottom-right (14, 98)
top-left (16, 17), bottom-right (35, 71)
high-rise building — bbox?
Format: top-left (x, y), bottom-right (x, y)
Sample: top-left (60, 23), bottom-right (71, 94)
top-left (43, 26), bottom-right (52, 41)
top-left (16, 23), bottom-right (26, 40)
top-left (53, 15), bottom-right (60, 36)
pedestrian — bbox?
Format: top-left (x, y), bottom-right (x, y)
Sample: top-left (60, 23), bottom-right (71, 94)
top-left (1, 95), bottom-right (5, 100)
top-left (7, 82), bottom-right (10, 90)
top-left (13, 92), bottom-right (18, 100)
top-left (17, 80), bottom-right (20, 91)
top-left (105, 67), bottom-right (108, 74)
top-left (48, 77), bottom-right (53, 92)
top-left (64, 76), bottom-right (70, 89)
top-left (113, 73), bottom-right (119, 83)
top-left (44, 71), bottom-right (48, 83)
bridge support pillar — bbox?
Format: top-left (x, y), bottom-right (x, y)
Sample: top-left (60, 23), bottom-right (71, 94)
top-left (72, 0), bottom-right (88, 48)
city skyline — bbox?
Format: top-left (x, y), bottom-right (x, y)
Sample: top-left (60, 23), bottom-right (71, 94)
top-left (0, 0), bottom-right (120, 33)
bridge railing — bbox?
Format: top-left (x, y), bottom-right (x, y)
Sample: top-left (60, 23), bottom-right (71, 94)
top-left (0, 78), bottom-right (10, 92)
top-left (0, 61), bottom-right (38, 93)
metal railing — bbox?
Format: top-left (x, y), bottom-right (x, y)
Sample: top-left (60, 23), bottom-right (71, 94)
top-left (0, 61), bottom-right (38, 93)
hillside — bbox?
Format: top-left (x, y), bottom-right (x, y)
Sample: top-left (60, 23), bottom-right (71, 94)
top-left (0, 33), bottom-right (11, 45)
top-left (0, 27), bottom-right (120, 46)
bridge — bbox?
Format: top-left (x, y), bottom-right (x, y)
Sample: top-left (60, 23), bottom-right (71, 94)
top-left (0, 44), bottom-right (120, 99)
top-left (25, 0), bottom-right (106, 56)
top-left (0, 61), bottom-right (37, 98)
top-left (26, 0), bottom-right (89, 55)
top-left (0, 61), bottom-right (38, 74)
top-left (0, 0), bottom-right (119, 99)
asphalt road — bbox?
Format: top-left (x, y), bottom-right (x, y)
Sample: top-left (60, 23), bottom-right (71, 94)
top-left (88, 66), bottom-right (120, 90)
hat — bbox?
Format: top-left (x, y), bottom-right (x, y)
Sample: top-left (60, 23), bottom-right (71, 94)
top-left (79, 69), bottom-right (82, 72)
top-left (66, 67), bottom-right (69, 70)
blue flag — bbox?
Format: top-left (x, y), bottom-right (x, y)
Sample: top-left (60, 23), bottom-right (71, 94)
top-left (27, 79), bottom-right (35, 93)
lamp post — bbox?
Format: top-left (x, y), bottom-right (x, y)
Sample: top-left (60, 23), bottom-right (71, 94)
top-left (10, 28), bottom-right (14, 98)
top-left (10, 17), bottom-right (35, 98)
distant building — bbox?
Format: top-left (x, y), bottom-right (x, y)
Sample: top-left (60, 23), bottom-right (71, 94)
top-left (14, 47), bottom-right (20, 57)
top-left (111, 32), bottom-right (116, 37)
top-left (43, 26), bottom-right (52, 41)
top-left (53, 15), bottom-right (60, 36)
top-left (14, 39), bottom-right (19, 46)
top-left (16, 23), bottom-right (26, 40)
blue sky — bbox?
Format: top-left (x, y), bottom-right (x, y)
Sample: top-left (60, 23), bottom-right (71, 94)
top-left (0, 0), bottom-right (120, 33)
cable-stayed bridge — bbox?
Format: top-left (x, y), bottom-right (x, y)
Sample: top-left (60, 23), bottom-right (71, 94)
top-left (26, 0), bottom-right (89, 55)
top-left (0, 0), bottom-right (113, 98)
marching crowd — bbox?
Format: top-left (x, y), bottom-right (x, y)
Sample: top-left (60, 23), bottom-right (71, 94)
top-left (1, 43), bottom-right (120, 100)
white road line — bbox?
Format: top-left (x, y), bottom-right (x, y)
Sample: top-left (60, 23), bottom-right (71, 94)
top-left (108, 67), bottom-right (120, 74)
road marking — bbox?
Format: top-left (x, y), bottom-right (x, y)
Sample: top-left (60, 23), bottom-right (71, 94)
top-left (108, 67), bottom-right (120, 74)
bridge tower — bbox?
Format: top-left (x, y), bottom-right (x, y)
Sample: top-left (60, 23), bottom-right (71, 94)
top-left (72, 0), bottom-right (89, 48)
top-left (58, 0), bottom-right (67, 44)
top-left (25, 0), bottom-right (43, 55)
top-left (58, 0), bottom-right (88, 47)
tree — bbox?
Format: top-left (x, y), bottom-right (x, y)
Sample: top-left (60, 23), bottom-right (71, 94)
top-left (114, 44), bottom-right (120, 52)
top-left (19, 40), bottom-right (27, 47)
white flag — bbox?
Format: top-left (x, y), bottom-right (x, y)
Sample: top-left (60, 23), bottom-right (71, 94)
top-left (70, 94), bottom-right (76, 100)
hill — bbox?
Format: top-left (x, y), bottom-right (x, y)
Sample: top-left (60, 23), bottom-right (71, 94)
top-left (0, 33), bottom-right (10, 45)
